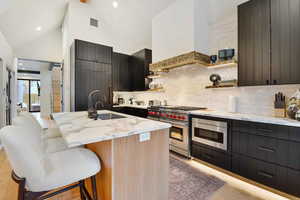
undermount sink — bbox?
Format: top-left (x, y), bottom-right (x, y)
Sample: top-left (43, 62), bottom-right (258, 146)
top-left (97, 113), bottom-right (127, 120)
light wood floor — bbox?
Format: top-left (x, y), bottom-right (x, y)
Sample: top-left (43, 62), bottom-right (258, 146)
top-left (0, 149), bottom-right (81, 200)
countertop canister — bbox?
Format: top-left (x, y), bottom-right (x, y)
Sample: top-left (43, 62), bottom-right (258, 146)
top-left (228, 95), bottom-right (238, 113)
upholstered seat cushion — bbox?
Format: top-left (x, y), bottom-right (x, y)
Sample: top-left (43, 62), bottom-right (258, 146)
top-left (44, 137), bottom-right (69, 154)
top-left (19, 112), bottom-right (62, 139)
top-left (0, 126), bottom-right (101, 193)
top-left (13, 115), bottom-right (67, 153)
top-left (29, 148), bottom-right (101, 192)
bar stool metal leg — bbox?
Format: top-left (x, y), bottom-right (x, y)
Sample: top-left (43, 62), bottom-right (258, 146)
top-left (91, 175), bottom-right (98, 200)
top-left (12, 171), bottom-right (26, 200)
top-left (79, 180), bottom-right (86, 200)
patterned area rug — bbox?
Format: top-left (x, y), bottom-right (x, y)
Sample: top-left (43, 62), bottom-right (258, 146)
top-left (169, 156), bottom-right (225, 200)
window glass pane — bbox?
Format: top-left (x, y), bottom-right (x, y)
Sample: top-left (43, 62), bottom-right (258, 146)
top-left (17, 80), bottom-right (30, 109)
top-left (30, 81), bottom-right (40, 112)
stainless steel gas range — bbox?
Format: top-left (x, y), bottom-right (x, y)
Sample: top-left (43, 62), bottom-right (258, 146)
top-left (148, 106), bottom-right (207, 157)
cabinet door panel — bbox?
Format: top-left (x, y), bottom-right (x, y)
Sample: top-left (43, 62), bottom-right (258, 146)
top-left (130, 49), bottom-right (152, 91)
top-left (191, 142), bottom-right (231, 170)
top-left (271, 0), bottom-right (300, 84)
top-left (112, 53), bottom-right (120, 91)
top-left (238, 0), bottom-right (271, 86)
top-left (95, 44), bottom-right (112, 64)
top-left (119, 54), bottom-right (131, 91)
top-left (75, 60), bottom-right (93, 111)
top-left (232, 154), bottom-right (288, 193)
top-left (112, 53), bottom-right (131, 91)
top-left (76, 40), bottom-right (96, 62)
top-left (75, 60), bottom-right (112, 111)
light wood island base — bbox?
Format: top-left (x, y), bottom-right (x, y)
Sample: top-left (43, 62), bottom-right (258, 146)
top-left (86, 129), bottom-right (169, 200)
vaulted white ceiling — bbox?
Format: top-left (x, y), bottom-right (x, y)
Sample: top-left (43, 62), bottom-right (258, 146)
top-left (0, 0), bottom-right (69, 50)
top-left (0, 0), bottom-right (176, 57)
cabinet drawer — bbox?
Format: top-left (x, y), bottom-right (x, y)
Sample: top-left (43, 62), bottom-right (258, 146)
top-left (232, 120), bottom-right (289, 140)
top-left (191, 142), bottom-right (231, 170)
top-left (232, 154), bottom-right (288, 193)
top-left (232, 131), bottom-right (300, 170)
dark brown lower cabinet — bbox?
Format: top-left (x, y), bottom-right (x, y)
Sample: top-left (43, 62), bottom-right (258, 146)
top-left (190, 116), bottom-right (300, 197)
top-left (231, 120), bottom-right (300, 197)
top-left (191, 142), bottom-right (231, 170)
top-left (232, 154), bottom-right (300, 197)
top-left (111, 107), bottom-right (148, 118)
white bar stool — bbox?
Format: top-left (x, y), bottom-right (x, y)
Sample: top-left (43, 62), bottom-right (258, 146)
top-left (0, 126), bottom-right (101, 200)
top-left (12, 115), bottom-right (69, 153)
top-left (19, 112), bottom-right (61, 139)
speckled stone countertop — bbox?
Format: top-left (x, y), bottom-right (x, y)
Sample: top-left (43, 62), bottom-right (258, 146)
top-left (52, 110), bottom-right (171, 147)
top-left (190, 110), bottom-right (300, 127)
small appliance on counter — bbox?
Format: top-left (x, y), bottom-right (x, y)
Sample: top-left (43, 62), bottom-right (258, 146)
top-left (274, 92), bottom-right (286, 118)
top-left (148, 100), bottom-right (161, 107)
top-left (228, 95), bottom-right (238, 113)
top-left (135, 101), bottom-right (145, 106)
top-left (287, 89), bottom-right (300, 120)
top-left (118, 98), bottom-right (125, 105)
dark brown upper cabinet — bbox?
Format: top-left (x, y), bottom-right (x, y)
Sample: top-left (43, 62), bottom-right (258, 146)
top-left (71, 40), bottom-right (113, 111)
top-left (76, 40), bottom-right (112, 64)
top-left (238, 0), bottom-right (300, 86)
top-left (130, 49), bottom-right (152, 91)
top-left (238, 0), bottom-right (271, 86)
top-left (271, 0), bottom-right (300, 85)
top-left (112, 52), bottom-right (131, 91)
top-left (111, 49), bottom-right (152, 92)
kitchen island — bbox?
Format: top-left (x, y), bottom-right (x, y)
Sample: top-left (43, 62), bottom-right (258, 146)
top-left (52, 110), bottom-right (171, 200)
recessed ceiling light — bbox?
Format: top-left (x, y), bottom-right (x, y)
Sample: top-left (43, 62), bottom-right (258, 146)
top-left (36, 26), bottom-right (42, 31)
top-left (18, 63), bottom-right (23, 66)
top-left (112, 1), bottom-right (118, 8)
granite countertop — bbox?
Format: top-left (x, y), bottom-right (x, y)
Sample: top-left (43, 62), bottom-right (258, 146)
top-left (190, 110), bottom-right (300, 127)
top-left (113, 104), bottom-right (149, 109)
top-left (52, 110), bottom-right (171, 147)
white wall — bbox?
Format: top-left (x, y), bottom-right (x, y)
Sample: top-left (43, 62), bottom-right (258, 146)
top-left (117, 0), bottom-right (300, 117)
top-left (152, 0), bottom-right (195, 62)
top-left (16, 28), bottom-right (62, 63)
top-left (40, 64), bottom-right (52, 117)
top-left (62, 2), bottom-right (114, 111)
top-left (152, 0), bottom-right (249, 62)
top-left (0, 30), bottom-right (14, 129)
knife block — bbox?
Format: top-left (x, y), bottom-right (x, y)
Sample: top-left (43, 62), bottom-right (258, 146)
top-left (274, 108), bottom-right (286, 118)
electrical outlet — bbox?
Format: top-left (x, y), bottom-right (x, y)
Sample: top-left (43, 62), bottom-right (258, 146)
top-left (139, 132), bottom-right (151, 142)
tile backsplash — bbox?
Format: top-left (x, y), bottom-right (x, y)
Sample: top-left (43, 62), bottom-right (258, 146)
top-left (114, 65), bottom-right (300, 117)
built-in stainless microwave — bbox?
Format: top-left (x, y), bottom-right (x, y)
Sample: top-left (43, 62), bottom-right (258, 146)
top-left (192, 118), bottom-right (228, 151)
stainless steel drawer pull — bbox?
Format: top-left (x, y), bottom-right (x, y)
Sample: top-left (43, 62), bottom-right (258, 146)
top-left (258, 171), bottom-right (274, 179)
top-left (257, 146), bottom-right (275, 153)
